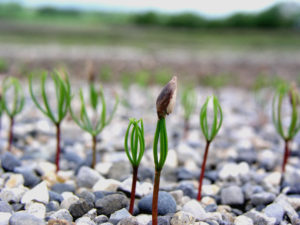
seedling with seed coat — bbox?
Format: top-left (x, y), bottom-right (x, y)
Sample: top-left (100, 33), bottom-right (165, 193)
top-left (2, 77), bottom-right (25, 151)
top-left (152, 76), bottom-right (177, 225)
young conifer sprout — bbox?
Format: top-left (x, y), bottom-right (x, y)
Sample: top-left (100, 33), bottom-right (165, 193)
top-left (2, 77), bottom-right (25, 151)
top-left (152, 76), bottom-right (177, 225)
top-left (29, 71), bottom-right (71, 172)
top-left (70, 83), bottom-right (119, 169)
top-left (197, 95), bottom-right (222, 201)
top-left (0, 87), bottom-right (3, 138)
top-left (181, 86), bottom-right (197, 138)
top-left (124, 118), bottom-right (145, 214)
top-left (272, 83), bottom-right (300, 184)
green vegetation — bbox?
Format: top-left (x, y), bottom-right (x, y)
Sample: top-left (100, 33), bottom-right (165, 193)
top-left (0, 59), bottom-right (8, 73)
top-left (272, 83), bottom-right (300, 184)
top-left (181, 86), bottom-right (197, 137)
top-left (197, 96), bottom-right (223, 201)
top-left (2, 77), bottom-right (25, 151)
top-left (29, 71), bottom-right (71, 172)
top-left (70, 83), bottom-right (119, 169)
top-left (124, 118), bottom-right (145, 214)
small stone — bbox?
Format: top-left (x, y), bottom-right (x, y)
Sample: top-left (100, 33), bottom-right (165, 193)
top-left (221, 185), bottom-right (244, 206)
top-left (51, 183), bottom-right (75, 194)
top-left (177, 168), bottom-right (196, 181)
top-left (264, 203), bottom-right (284, 223)
top-left (93, 179), bottom-right (121, 192)
top-left (250, 192), bottom-right (276, 206)
top-left (138, 191), bottom-right (176, 215)
top-left (263, 172), bottom-right (281, 187)
top-left (170, 211), bottom-right (195, 225)
top-left (169, 190), bottom-right (184, 205)
top-left (14, 168), bottom-right (41, 188)
top-left (61, 194), bottom-right (79, 209)
top-left (48, 219), bottom-right (75, 225)
top-left (75, 217), bottom-right (96, 225)
top-left (201, 196), bottom-right (216, 206)
top-left (25, 202), bottom-right (46, 219)
top-left (49, 209), bottom-right (73, 222)
top-left (245, 209), bottom-right (276, 225)
top-left (94, 215), bottom-right (108, 224)
top-left (164, 149), bottom-right (178, 168)
top-left (1, 152), bottom-right (21, 172)
top-left (49, 191), bottom-right (64, 203)
top-left (0, 187), bottom-right (27, 203)
top-left (117, 217), bottom-right (139, 225)
top-left (147, 216), bottom-right (171, 225)
top-left (76, 166), bottom-right (102, 188)
top-left (95, 194), bottom-right (129, 216)
top-left (182, 200), bottom-right (207, 220)
top-left (107, 161), bottom-right (131, 181)
top-left (234, 215), bottom-right (253, 225)
top-left (176, 182), bottom-right (197, 199)
top-left (5, 174), bottom-right (24, 188)
top-left (9, 212), bottom-right (45, 225)
top-left (109, 208), bottom-right (131, 224)
top-left (69, 199), bottom-right (93, 219)
top-left (0, 200), bottom-right (13, 212)
top-left (219, 162), bottom-right (249, 181)
top-left (0, 212), bottom-right (11, 225)
top-left (202, 184), bottom-right (220, 196)
top-left (21, 181), bottom-right (49, 204)
top-left (136, 214), bottom-right (151, 225)
top-left (46, 201), bottom-right (59, 212)
top-left (77, 191), bottom-right (95, 207)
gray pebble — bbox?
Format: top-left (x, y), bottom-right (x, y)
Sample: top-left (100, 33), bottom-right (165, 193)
top-left (221, 185), bottom-right (244, 206)
top-left (1, 153), bottom-right (21, 172)
top-left (251, 192), bottom-right (276, 206)
top-left (264, 203), bottom-right (284, 223)
top-left (69, 199), bottom-right (93, 219)
top-left (138, 191), bottom-right (176, 215)
top-left (95, 194), bottom-right (128, 216)
top-left (76, 166), bottom-right (102, 188)
top-left (9, 212), bottom-right (45, 225)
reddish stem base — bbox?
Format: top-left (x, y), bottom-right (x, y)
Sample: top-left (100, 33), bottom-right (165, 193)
top-left (92, 135), bottom-right (97, 169)
top-left (197, 141), bottom-right (210, 201)
top-left (7, 117), bottom-right (14, 152)
top-left (55, 123), bottom-right (61, 172)
top-left (280, 140), bottom-right (290, 185)
top-left (129, 166), bottom-right (138, 214)
top-left (152, 169), bottom-right (161, 225)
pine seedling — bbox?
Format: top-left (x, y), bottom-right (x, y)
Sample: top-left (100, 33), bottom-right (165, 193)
top-left (124, 118), bottom-right (145, 214)
top-left (0, 87), bottom-right (3, 138)
top-left (152, 76), bottom-right (177, 225)
top-left (70, 84), bottom-right (119, 169)
top-left (272, 83), bottom-right (300, 184)
top-left (181, 86), bottom-right (197, 138)
top-left (2, 77), bottom-right (25, 151)
top-left (29, 71), bottom-right (71, 172)
top-left (197, 95), bottom-right (222, 201)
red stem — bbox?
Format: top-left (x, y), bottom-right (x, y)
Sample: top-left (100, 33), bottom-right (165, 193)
top-left (92, 135), bottom-right (97, 169)
top-left (197, 140), bottom-right (211, 201)
top-left (152, 169), bottom-right (161, 225)
top-left (282, 140), bottom-right (290, 174)
top-left (129, 166), bottom-right (138, 214)
top-left (55, 123), bottom-right (61, 172)
top-left (7, 117), bottom-right (14, 151)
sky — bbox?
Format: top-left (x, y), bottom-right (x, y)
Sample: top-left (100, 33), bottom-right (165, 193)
top-left (3, 0), bottom-right (299, 18)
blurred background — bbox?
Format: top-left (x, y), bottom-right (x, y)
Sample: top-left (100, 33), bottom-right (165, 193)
top-left (0, 0), bottom-right (300, 88)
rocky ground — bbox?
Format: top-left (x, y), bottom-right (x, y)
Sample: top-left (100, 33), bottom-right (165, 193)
top-left (0, 84), bottom-right (300, 225)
